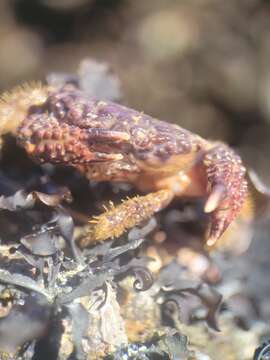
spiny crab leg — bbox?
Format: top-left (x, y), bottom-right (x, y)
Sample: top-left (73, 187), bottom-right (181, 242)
top-left (81, 189), bottom-right (174, 246)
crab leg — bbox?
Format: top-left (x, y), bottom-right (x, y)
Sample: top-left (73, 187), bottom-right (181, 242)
top-left (80, 189), bottom-right (174, 246)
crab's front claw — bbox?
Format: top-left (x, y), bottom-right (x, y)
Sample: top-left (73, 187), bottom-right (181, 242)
top-left (17, 112), bottom-right (130, 165)
top-left (202, 144), bottom-right (248, 247)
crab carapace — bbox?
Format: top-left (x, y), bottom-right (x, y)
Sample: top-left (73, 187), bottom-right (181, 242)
top-left (0, 83), bottom-right (251, 247)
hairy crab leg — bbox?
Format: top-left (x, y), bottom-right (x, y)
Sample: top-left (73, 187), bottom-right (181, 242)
top-left (80, 189), bottom-right (174, 246)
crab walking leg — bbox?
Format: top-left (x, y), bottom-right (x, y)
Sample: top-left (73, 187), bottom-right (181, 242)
top-left (80, 189), bottom-right (174, 246)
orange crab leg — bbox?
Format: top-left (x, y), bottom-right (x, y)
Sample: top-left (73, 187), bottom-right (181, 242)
top-left (81, 189), bottom-right (174, 246)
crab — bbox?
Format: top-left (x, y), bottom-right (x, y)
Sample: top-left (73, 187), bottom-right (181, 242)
top-left (0, 81), bottom-right (252, 248)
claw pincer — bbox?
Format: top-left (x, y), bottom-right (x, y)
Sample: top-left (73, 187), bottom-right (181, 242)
top-left (202, 145), bottom-right (248, 246)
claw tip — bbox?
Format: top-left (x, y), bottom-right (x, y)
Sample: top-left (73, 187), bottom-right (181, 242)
top-left (206, 236), bottom-right (218, 247)
top-left (204, 184), bottom-right (226, 213)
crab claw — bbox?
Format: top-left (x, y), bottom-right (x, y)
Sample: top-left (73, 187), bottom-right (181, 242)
top-left (203, 145), bottom-right (248, 247)
top-left (17, 112), bottom-right (130, 165)
top-left (16, 86), bottom-right (133, 166)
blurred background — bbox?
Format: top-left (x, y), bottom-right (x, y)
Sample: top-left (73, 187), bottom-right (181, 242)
top-left (1, 0), bottom-right (270, 183)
